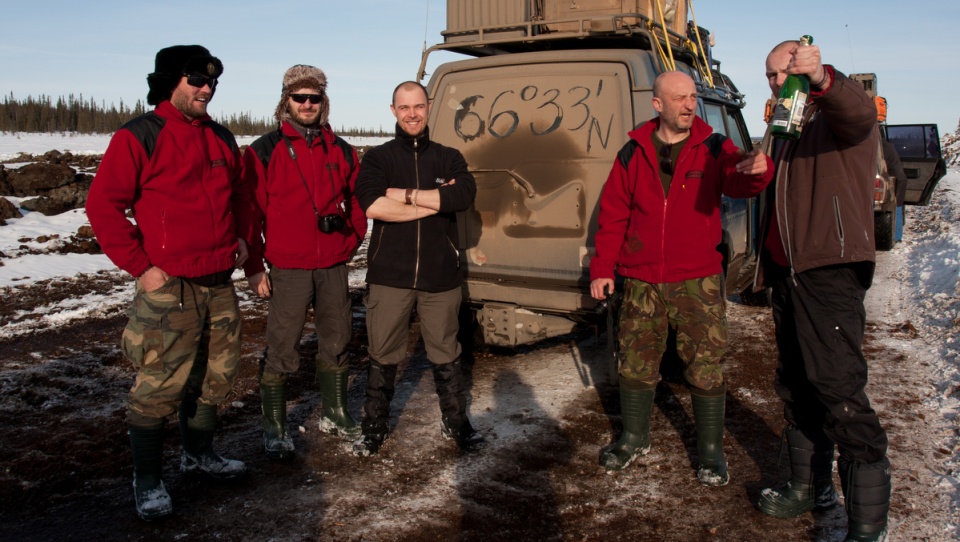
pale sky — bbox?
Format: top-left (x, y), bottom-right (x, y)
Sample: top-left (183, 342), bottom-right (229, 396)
top-left (2, 0), bottom-right (958, 138)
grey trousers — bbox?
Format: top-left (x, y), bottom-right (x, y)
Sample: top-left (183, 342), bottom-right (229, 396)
top-left (265, 265), bottom-right (352, 373)
top-left (364, 284), bottom-right (462, 366)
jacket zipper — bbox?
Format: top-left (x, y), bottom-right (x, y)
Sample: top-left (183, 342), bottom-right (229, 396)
top-left (413, 138), bottom-right (421, 290)
top-left (660, 199), bottom-right (668, 281)
top-left (833, 196), bottom-right (845, 257)
top-left (447, 237), bottom-right (460, 269)
top-left (778, 142), bottom-right (798, 285)
top-left (371, 224), bottom-right (385, 264)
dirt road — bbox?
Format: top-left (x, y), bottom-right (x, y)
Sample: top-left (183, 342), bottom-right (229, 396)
top-left (0, 251), bottom-right (954, 541)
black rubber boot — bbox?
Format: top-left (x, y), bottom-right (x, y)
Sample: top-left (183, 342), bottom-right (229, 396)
top-left (352, 360), bottom-right (397, 457)
top-left (840, 456), bottom-right (891, 542)
top-left (691, 386), bottom-right (729, 487)
top-left (758, 425), bottom-right (838, 518)
top-left (260, 372), bottom-right (294, 460)
top-left (600, 380), bottom-right (655, 471)
top-left (317, 364), bottom-right (361, 440)
top-left (179, 403), bottom-right (247, 479)
top-left (433, 359), bottom-right (484, 452)
top-left (129, 420), bottom-right (173, 521)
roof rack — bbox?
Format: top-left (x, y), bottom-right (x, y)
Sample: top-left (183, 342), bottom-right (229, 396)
top-left (417, 10), bottom-right (742, 105)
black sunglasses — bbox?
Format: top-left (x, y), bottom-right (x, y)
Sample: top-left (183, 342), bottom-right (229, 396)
top-left (659, 144), bottom-right (674, 175)
top-left (290, 94), bottom-right (322, 104)
top-left (184, 74), bottom-right (218, 90)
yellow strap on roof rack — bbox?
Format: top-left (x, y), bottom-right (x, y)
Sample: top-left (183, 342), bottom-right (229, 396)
top-left (655, 0), bottom-right (676, 71)
top-left (689, 0), bottom-right (714, 88)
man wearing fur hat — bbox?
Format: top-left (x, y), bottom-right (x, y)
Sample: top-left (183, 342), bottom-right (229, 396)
top-left (86, 45), bottom-right (261, 521)
top-left (242, 65), bottom-right (367, 460)
top-left (353, 81), bottom-right (482, 456)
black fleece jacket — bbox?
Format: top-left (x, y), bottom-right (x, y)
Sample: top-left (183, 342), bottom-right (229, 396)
top-left (356, 125), bottom-right (476, 292)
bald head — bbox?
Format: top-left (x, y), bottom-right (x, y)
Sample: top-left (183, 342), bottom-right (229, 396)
top-left (651, 71), bottom-right (698, 141)
top-left (765, 41), bottom-right (801, 96)
top-left (769, 40), bottom-right (800, 57)
top-left (653, 71), bottom-right (696, 99)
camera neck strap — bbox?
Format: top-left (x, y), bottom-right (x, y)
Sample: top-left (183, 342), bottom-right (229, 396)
top-left (280, 131), bottom-right (343, 219)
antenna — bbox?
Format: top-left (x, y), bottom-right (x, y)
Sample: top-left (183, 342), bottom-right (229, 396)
top-left (845, 24), bottom-right (855, 73)
top-left (423, 0), bottom-right (431, 55)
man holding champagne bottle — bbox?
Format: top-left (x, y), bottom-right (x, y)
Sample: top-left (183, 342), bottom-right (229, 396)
top-left (753, 39), bottom-right (891, 542)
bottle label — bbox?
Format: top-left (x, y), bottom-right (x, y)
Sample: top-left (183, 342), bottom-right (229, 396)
top-left (771, 98), bottom-right (793, 127)
top-left (771, 92), bottom-right (808, 130)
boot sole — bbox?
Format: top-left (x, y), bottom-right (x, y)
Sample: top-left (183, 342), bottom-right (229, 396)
top-left (319, 418), bottom-right (362, 441)
top-left (137, 508), bottom-right (173, 522)
top-left (265, 448), bottom-right (294, 461)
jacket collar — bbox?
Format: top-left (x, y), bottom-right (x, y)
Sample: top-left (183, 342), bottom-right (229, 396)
top-left (394, 123), bottom-right (431, 151)
top-left (628, 116), bottom-right (713, 150)
top-left (155, 100), bottom-right (211, 125)
top-left (281, 120), bottom-right (334, 147)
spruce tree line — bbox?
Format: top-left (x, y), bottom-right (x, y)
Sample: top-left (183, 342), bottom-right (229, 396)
top-left (0, 93), bottom-right (388, 137)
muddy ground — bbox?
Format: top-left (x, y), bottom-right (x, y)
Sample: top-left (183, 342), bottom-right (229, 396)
top-left (0, 259), bottom-right (954, 542)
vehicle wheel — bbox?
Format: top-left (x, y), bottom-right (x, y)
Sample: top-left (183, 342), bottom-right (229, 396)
top-left (875, 211), bottom-right (894, 251)
top-left (738, 287), bottom-right (771, 307)
top-left (457, 306), bottom-right (486, 352)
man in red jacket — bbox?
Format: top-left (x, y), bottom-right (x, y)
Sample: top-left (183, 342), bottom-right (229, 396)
top-left (85, 45), bottom-right (261, 521)
top-left (242, 65), bottom-right (367, 460)
top-left (589, 71), bottom-right (772, 485)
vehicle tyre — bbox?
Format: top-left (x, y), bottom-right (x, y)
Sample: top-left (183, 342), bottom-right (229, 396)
top-left (738, 286), bottom-right (771, 307)
top-left (875, 211), bottom-right (894, 251)
top-left (457, 306), bottom-right (486, 353)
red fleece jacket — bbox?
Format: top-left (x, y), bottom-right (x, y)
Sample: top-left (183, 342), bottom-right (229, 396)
top-left (86, 101), bottom-right (258, 279)
top-left (242, 122), bottom-right (366, 272)
top-left (590, 116), bottom-right (773, 284)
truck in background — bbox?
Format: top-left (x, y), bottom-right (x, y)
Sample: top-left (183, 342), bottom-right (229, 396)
top-left (850, 72), bottom-right (946, 250)
top-left (417, 0), bottom-right (767, 348)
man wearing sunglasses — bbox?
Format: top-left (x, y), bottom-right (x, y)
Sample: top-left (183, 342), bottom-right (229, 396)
top-left (242, 65), bottom-right (367, 460)
top-left (589, 71), bottom-right (772, 486)
top-left (86, 45), bottom-right (261, 520)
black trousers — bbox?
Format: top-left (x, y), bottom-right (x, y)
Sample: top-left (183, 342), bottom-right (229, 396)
top-left (770, 263), bottom-right (888, 464)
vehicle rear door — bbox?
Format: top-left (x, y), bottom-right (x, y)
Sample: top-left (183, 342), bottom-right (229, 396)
top-left (884, 123), bottom-right (947, 206)
top-left (427, 53), bottom-right (638, 314)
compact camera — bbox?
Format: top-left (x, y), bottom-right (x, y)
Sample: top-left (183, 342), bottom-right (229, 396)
top-left (318, 214), bottom-right (346, 234)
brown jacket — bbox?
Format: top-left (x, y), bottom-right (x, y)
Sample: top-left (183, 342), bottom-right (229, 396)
top-left (756, 66), bottom-right (879, 289)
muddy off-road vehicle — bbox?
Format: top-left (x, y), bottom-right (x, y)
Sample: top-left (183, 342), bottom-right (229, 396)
top-left (417, 0), bottom-right (765, 347)
top-left (849, 73), bottom-right (946, 251)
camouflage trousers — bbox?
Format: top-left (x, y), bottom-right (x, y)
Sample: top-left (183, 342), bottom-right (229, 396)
top-left (617, 275), bottom-right (727, 391)
top-left (122, 277), bottom-right (242, 423)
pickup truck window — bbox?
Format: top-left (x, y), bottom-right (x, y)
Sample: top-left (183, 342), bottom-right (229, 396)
top-left (886, 124), bottom-right (941, 160)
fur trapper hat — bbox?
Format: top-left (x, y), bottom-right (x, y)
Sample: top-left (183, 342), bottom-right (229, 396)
top-left (275, 64), bottom-right (330, 126)
top-left (146, 45), bottom-right (223, 106)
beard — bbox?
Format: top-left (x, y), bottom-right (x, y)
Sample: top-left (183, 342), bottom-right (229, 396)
top-left (171, 88), bottom-right (210, 120)
top-left (289, 105), bottom-right (321, 127)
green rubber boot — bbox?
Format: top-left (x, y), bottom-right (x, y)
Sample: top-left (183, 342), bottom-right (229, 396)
top-left (260, 371), bottom-right (294, 460)
top-left (179, 403), bottom-right (247, 480)
top-left (317, 364), bottom-right (361, 440)
top-left (691, 386), bottom-right (730, 486)
top-left (129, 419), bottom-right (173, 521)
top-left (600, 381), bottom-right (655, 471)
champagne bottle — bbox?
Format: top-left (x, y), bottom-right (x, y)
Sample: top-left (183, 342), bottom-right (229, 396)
top-left (770, 35), bottom-right (813, 140)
